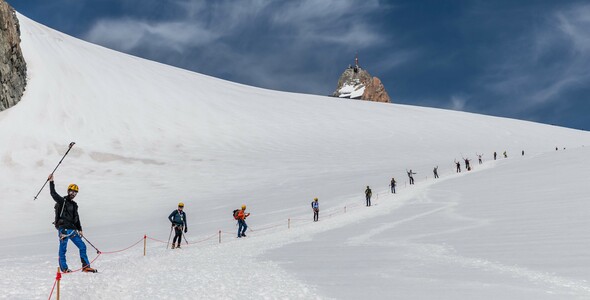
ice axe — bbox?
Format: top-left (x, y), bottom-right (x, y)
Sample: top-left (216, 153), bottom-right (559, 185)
top-left (182, 226), bottom-right (189, 245)
top-left (33, 142), bottom-right (76, 200)
top-left (81, 234), bottom-right (101, 254)
top-left (166, 226), bottom-right (173, 249)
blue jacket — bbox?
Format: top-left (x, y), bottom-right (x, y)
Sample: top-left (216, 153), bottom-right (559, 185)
top-left (311, 201), bottom-right (319, 210)
top-left (168, 209), bottom-right (187, 227)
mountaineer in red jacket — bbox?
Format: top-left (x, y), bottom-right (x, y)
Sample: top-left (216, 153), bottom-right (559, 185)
top-left (236, 205), bottom-right (250, 238)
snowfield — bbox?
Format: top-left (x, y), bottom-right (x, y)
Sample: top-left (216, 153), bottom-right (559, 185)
top-left (1, 13), bottom-right (590, 300)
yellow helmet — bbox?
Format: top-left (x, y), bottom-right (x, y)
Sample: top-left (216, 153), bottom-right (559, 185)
top-left (67, 184), bottom-right (79, 192)
top-left (241, 205), bottom-right (246, 210)
top-left (178, 202), bottom-right (184, 207)
top-left (314, 198), bottom-right (318, 201)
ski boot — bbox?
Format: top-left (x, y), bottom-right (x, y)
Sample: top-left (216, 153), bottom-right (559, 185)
top-left (83, 266), bottom-right (97, 273)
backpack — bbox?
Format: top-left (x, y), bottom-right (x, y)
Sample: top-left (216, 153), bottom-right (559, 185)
top-left (53, 202), bottom-right (64, 229)
top-left (233, 209), bottom-right (240, 220)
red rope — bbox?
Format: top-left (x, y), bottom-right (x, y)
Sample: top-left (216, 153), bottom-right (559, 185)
top-left (187, 233), bottom-right (218, 244)
top-left (250, 223), bottom-right (284, 232)
top-left (46, 198), bottom-right (380, 294)
top-left (100, 237), bottom-right (144, 254)
top-left (47, 273), bottom-right (59, 300)
top-left (48, 280), bottom-right (56, 300)
top-left (146, 236), bottom-right (169, 243)
top-left (63, 253), bottom-right (102, 274)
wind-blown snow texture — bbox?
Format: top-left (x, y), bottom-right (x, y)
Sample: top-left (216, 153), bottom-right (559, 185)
top-left (1, 13), bottom-right (590, 299)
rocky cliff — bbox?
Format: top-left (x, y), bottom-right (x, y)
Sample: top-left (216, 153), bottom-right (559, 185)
top-left (332, 57), bottom-right (390, 103)
top-left (0, 0), bottom-right (26, 111)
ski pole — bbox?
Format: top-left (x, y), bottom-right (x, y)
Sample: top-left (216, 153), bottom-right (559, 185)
top-left (33, 142), bottom-right (76, 200)
top-left (81, 234), bottom-right (101, 254)
top-left (166, 226), bottom-right (173, 249)
top-left (182, 230), bottom-right (189, 245)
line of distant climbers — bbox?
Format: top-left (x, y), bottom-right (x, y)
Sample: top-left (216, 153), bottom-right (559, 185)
top-left (50, 146), bottom-right (571, 273)
top-left (175, 147), bottom-right (572, 243)
top-left (376, 147), bottom-right (567, 201)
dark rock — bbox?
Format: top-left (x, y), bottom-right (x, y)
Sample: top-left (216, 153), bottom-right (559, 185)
top-left (0, 0), bottom-right (27, 111)
top-left (332, 56), bottom-right (390, 103)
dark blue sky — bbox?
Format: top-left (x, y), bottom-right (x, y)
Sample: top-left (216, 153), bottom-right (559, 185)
top-left (8, 0), bottom-right (590, 130)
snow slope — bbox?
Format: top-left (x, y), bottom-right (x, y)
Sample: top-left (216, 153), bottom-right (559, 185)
top-left (268, 147), bottom-right (590, 299)
top-left (0, 13), bottom-right (590, 299)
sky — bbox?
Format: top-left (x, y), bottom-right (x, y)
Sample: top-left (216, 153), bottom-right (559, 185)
top-left (7, 0), bottom-right (590, 130)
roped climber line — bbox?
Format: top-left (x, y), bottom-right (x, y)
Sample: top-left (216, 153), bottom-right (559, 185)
top-left (46, 190), bottom-right (398, 299)
top-left (44, 147), bottom-right (508, 299)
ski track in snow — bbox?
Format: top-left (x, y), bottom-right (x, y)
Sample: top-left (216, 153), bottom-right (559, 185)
top-left (408, 244), bottom-right (590, 297)
top-left (268, 150), bottom-right (590, 299)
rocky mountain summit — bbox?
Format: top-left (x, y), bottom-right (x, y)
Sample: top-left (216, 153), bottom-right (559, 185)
top-left (0, 0), bottom-right (26, 111)
top-left (332, 56), bottom-right (390, 103)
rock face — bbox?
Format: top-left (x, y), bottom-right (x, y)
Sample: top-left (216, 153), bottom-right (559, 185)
top-left (332, 56), bottom-right (390, 103)
top-left (0, 0), bottom-right (26, 111)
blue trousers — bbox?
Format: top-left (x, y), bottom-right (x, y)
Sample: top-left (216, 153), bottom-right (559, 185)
top-left (58, 229), bottom-right (90, 271)
top-left (237, 219), bottom-right (248, 237)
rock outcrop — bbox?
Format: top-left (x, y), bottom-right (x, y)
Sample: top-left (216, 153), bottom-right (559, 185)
top-left (0, 0), bottom-right (26, 111)
top-left (332, 56), bottom-right (390, 103)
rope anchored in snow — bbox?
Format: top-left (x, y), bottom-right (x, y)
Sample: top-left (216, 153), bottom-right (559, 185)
top-left (44, 178), bottom-right (422, 298)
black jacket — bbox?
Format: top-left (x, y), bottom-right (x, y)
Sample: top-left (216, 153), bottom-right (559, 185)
top-left (50, 181), bottom-right (82, 230)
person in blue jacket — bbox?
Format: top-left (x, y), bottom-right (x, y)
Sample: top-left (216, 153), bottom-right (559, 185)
top-left (311, 198), bottom-right (319, 222)
top-left (49, 174), bottom-right (96, 273)
top-left (168, 202), bottom-right (187, 249)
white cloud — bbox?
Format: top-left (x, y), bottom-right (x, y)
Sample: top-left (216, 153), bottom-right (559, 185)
top-left (371, 50), bottom-right (419, 74)
top-left (528, 4), bottom-right (590, 105)
top-left (85, 18), bottom-right (219, 53)
top-left (556, 5), bottom-right (590, 52)
top-left (481, 3), bottom-right (590, 111)
top-left (449, 95), bottom-right (468, 111)
top-left (84, 0), bottom-right (386, 52)
top-left (269, 0), bottom-right (382, 48)
top-left (81, 0), bottom-right (391, 96)
top-left (85, 19), bottom-right (146, 51)
top-left (271, 0), bottom-right (379, 25)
